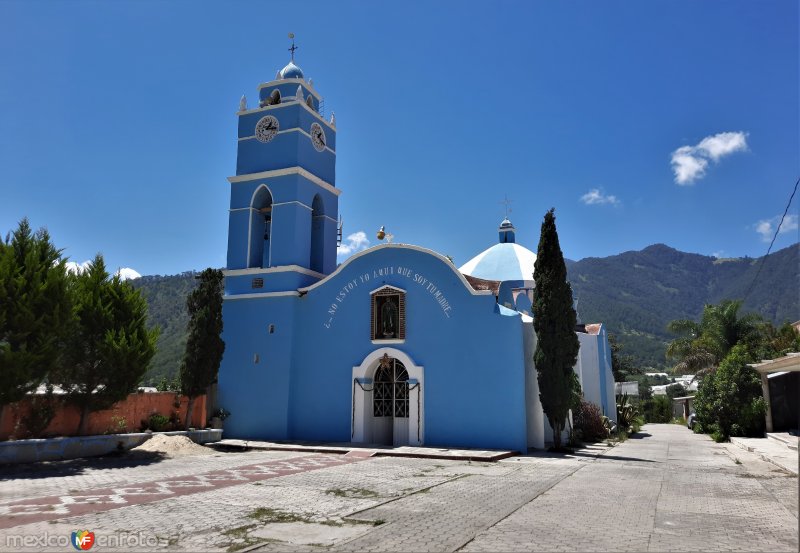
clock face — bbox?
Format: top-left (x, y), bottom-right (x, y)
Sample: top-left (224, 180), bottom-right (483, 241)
top-left (255, 115), bottom-right (279, 143)
top-left (310, 122), bottom-right (326, 152)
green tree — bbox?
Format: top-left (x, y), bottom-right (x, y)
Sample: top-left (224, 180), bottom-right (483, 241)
top-left (59, 255), bottom-right (158, 435)
top-left (533, 209), bottom-right (580, 450)
top-left (608, 332), bottom-right (641, 382)
top-left (180, 268), bottom-right (225, 430)
top-left (665, 383), bottom-right (687, 399)
top-left (0, 219), bottom-right (72, 432)
top-left (641, 395), bottom-right (672, 423)
top-left (693, 345), bottom-right (765, 440)
top-left (666, 300), bottom-right (763, 375)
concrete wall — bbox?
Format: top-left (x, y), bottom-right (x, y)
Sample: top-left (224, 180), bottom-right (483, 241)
top-left (576, 333), bottom-right (602, 411)
top-left (1, 392), bottom-right (207, 440)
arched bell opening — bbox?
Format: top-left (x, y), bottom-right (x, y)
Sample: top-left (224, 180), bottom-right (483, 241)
top-left (250, 186), bottom-right (273, 268)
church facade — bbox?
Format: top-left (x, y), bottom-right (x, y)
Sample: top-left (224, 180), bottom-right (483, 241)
top-left (216, 53), bottom-right (616, 453)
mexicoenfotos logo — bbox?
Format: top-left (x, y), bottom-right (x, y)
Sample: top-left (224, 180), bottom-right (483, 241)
top-left (71, 530), bottom-right (95, 551)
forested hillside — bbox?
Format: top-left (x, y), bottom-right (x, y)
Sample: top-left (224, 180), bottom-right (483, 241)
top-left (567, 243), bottom-right (799, 368)
top-left (131, 272), bottom-right (198, 386)
top-left (134, 244), bottom-right (799, 381)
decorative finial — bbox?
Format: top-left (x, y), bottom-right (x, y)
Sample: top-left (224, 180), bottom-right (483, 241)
top-left (275, 70), bottom-right (282, 81)
top-left (330, 112), bottom-right (336, 127)
top-left (239, 94), bottom-right (247, 111)
top-left (296, 85), bottom-right (304, 101)
top-left (377, 226), bottom-right (386, 240)
top-left (288, 32), bottom-right (298, 61)
top-left (308, 78), bottom-right (314, 87)
top-left (500, 195), bottom-right (513, 219)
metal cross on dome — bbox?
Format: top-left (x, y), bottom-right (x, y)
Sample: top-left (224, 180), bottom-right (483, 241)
top-left (288, 33), bottom-right (298, 61)
top-left (500, 195), bottom-right (513, 218)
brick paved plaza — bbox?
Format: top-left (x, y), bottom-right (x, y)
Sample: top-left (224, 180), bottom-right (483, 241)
top-left (0, 424), bottom-right (796, 552)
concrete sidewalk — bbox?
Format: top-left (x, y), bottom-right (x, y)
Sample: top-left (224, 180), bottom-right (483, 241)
top-left (730, 436), bottom-right (798, 475)
top-left (212, 438), bottom-right (517, 461)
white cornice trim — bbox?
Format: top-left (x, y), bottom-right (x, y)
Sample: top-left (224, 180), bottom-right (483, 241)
top-left (256, 78), bottom-right (322, 100)
top-left (238, 127), bottom-right (336, 154)
top-left (273, 200), bottom-right (312, 211)
top-left (313, 214), bottom-right (337, 223)
top-left (227, 167), bottom-right (341, 197)
top-left (298, 244), bottom-right (494, 296)
top-left (237, 99), bottom-right (335, 132)
top-left (299, 100), bottom-right (336, 131)
top-left (224, 265), bottom-right (326, 279)
top-left (224, 290), bottom-right (301, 300)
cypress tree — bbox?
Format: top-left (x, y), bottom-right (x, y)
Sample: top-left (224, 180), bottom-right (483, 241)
top-left (180, 268), bottom-right (225, 429)
top-left (533, 209), bottom-right (580, 450)
top-left (60, 255), bottom-right (158, 435)
top-left (0, 219), bottom-right (72, 432)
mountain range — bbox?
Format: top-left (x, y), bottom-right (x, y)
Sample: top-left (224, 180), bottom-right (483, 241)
top-left (132, 243), bottom-right (799, 384)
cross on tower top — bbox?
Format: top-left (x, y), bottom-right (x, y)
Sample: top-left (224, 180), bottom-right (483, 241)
top-left (500, 195), bottom-right (513, 219)
top-left (288, 33), bottom-right (298, 61)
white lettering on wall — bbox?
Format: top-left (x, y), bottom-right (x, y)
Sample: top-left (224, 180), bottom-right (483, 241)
top-left (322, 265), bottom-right (453, 329)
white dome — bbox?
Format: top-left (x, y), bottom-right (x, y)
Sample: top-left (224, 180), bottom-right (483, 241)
top-left (459, 242), bottom-right (536, 282)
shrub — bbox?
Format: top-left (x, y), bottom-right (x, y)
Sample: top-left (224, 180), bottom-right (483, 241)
top-left (642, 396), bottom-right (672, 423)
top-left (16, 393), bottom-right (57, 438)
top-left (147, 413), bottom-right (170, 432)
top-left (573, 399), bottom-right (608, 442)
top-left (616, 393), bottom-right (639, 431)
top-left (105, 415), bottom-right (128, 435)
top-left (694, 345), bottom-right (765, 440)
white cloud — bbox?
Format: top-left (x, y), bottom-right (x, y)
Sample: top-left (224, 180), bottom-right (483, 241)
top-left (115, 267), bottom-right (141, 280)
top-left (671, 131), bottom-right (748, 185)
top-left (711, 250), bottom-right (724, 259)
top-left (337, 231), bottom-right (370, 259)
top-left (697, 132), bottom-right (748, 161)
top-left (754, 214), bottom-right (799, 242)
top-left (65, 260), bottom-right (141, 280)
top-left (671, 146), bottom-right (709, 185)
top-left (580, 188), bottom-right (619, 206)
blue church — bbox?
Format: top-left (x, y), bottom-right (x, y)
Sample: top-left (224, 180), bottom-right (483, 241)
top-left (216, 49), bottom-right (616, 453)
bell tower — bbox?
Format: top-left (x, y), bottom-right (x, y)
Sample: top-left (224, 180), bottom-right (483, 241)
top-left (224, 38), bottom-right (339, 295)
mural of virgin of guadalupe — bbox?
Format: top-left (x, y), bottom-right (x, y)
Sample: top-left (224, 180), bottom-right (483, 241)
top-left (380, 296), bottom-right (399, 338)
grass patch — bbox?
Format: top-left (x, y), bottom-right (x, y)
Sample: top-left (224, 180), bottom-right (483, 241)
top-left (248, 507), bottom-right (312, 524)
top-left (221, 524), bottom-right (267, 553)
top-left (325, 487), bottom-right (378, 499)
top-left (222, 524), bottom-right (257, 539)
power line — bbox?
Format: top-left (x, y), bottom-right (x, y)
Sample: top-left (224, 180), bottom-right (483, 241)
top-left (743, 176), bottom-right (800, 302)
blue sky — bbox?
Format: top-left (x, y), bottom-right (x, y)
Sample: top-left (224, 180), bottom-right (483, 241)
top-left (1, 1), bottom-right (797, 277)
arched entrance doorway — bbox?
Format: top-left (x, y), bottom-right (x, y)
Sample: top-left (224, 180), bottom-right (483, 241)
top-left (352, 348), bottom-right (424, 447)
top-left (372, 357), bottom-right (409, 446)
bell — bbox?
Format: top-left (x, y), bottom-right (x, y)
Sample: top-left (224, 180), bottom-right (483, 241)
top-left (377, 226), bottom-right (386, 240)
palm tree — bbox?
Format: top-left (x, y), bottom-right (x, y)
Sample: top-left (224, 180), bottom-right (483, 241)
top-left (666, 300), bottom-right (763, 377)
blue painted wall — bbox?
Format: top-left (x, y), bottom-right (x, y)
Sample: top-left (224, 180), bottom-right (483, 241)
top-left (217, 245), bottom-right (530, 453)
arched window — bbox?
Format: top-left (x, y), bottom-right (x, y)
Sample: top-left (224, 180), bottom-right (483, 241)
top-left (310, 194), bottom-right (324, 273)
top-left (250, 186), bottom-right (272, 268)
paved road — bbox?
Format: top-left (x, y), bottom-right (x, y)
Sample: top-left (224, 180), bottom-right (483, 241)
top-left (0, 425), bottom-right (795, 552)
